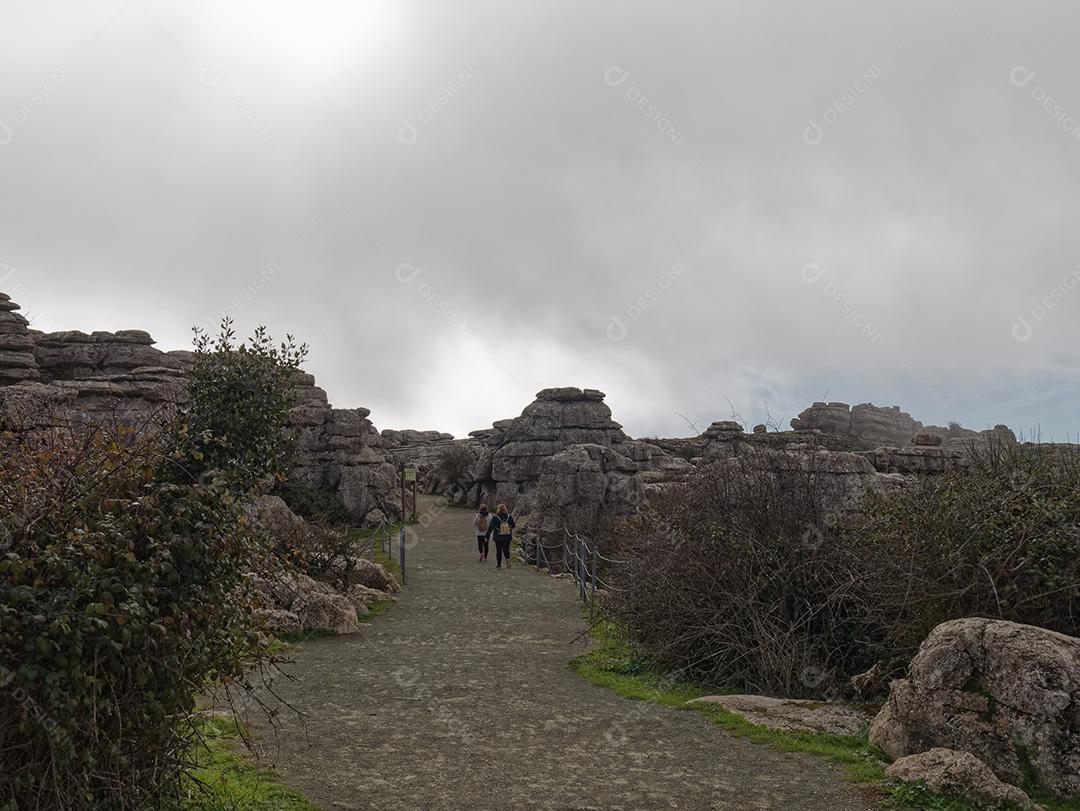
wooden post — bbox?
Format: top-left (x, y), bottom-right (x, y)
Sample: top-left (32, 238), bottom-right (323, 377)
top-left (400, 468), bottom-right (406, 524)
top-left (399, 523), bottom-right (406, 585)
top-left (412, 478), bottom-right (418, 521)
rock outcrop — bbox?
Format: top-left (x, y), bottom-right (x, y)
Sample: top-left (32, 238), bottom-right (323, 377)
top-left (870, 618), bottom-right (1080, 796)
top-left (859, 446), bottom-right (967, 475)
top-left (490, 387), bottom-right (628, 506)
top-left (289, 374), bottom-right (399, 524)
top-left (533, 441), bottom-right (688, 537)
top-left (885, 748), bottom-right (1043, 811)
top-left (245, 495), bottom-right (399, 635)
top-left (0, 290), bottom-right (401, 523)
top-left (0, 294), bottom-right (40, 384)
top-left (791, 402), bottom-right (925, 448)
top-left (790, 400), bottom-right (1018, 456)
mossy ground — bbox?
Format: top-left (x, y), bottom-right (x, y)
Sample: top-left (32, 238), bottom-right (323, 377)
top-left (570, 620), bottom-right (1080, 811)
top-left (182, 716), bottom-right (319, 810)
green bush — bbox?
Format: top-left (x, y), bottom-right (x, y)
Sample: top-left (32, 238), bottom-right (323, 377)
top-left (182, 322), bottom-right (307, 493)
top-left (0, 322), bottom-right (306, 809)
top-left (851, 440), bottom-right (1080, 659)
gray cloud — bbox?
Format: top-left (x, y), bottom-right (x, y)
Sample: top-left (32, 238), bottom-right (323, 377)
top-left (2, 0), bottom-right (1078, 440)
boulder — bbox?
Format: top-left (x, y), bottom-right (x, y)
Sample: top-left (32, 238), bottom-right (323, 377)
top-left (292, 588), bottom-right (361, 635)
top-left (885, 749), bottom-right (1042, 811)
top-left (687, 695), bottom-right (874, 737)
top-left (328, 556), bottom-right (401, 593)
top-left (254, 608), bottom-right (303, 636)
top-left (870, 618), bottom-right (1080, 795)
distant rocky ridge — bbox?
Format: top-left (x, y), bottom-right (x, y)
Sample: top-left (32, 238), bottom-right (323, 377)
top-left (790, 400), bottom-right (1016, 453)
top-left (0, 291), bottom-right (400, 525)
top-left (0, 286), bottom-right (1039, 542)
top-left (387, 392), bottom-right (1037, 559)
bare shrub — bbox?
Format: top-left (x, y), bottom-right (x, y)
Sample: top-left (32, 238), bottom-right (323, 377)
top-left (606, 450), bottom-right (881, 698)
top-left (606, 439), bottom-right (1080, 699)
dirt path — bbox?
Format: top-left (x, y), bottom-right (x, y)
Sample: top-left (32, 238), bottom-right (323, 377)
top-left (248, 495), bottom-right (880, 810)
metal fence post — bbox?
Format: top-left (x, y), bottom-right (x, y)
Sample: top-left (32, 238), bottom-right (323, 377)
top-left (399, 523), bottom-right (406, 585)
top-left (577, 536), bottom-right (586, 603)
top-left (572, 536), bottom-right (578, 592)
top-left (589, 544), bottom-right (598, 622)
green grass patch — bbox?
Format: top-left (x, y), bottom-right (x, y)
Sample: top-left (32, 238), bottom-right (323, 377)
top-left (358, 597), bottom-right (396, 623)
top-left (570, 621), bottom-right (1080, 811)
top-left (182, 715), bottom-right (319, 810)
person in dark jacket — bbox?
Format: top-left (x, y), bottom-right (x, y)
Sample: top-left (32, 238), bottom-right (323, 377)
top-left (485, 503), bottom-right (516, 569)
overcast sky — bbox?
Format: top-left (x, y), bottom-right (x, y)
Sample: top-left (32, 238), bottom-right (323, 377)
top-left (2, 1), bottom-right (1079, 440)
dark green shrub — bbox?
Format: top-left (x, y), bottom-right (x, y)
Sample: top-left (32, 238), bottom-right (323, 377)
top-left (182, 321), bottom-right (308, 493)
top-left (0, 322), bottom-right (306, 809)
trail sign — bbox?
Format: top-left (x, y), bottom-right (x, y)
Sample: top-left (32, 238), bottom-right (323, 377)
top-left (404, 467), bottom-right (417, 482)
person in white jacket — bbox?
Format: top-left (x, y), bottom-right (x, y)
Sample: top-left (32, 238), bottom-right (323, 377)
top-left (473, 504), bottom-right (491, 562)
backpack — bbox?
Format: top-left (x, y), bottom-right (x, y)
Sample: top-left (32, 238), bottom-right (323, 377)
top-left (497, 515), bottom-right (512, 536)
top-left (475, 514), bottom-right (489, 533)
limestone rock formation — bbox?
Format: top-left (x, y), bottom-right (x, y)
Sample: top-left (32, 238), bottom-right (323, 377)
top-left (0, 294), bottom-right (40, 384)
top-left (870, 618), bottom-right (1080, 796)
top-left (490, 387), bottom-right (629, 506)
top-left (30, 329), bottom-right (186, 380)
top-left (688, 695), bottom-right (874, 737)
top-left (245, 495), bottom-right (399, 634)
top-left (289, 373), bottom-right (399, 524)
top-left (0, 289), bottom-right (401, 524)
top-left (859, 446), bottom-right (967, 475)
top-left (380, 430), bottom-right (488, 501)
top-left (885, 749), bottom-right (1043, 811)
top-left (708, 444), bottom-right (911, 515)
top-left (791, 401), bottom-right (923, 448)
top-left (525, 438), bottom-right (691, 563)
top-left (790, 401), bottom-right (1020, 458)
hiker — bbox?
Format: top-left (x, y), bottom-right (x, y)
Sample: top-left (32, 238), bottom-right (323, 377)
top-left (473, 503), bottom-right (491, 562)
top-left (485, 503), bottom-right (516, 569)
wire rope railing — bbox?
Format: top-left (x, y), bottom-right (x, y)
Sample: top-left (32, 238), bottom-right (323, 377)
top-left (523, 523), bottom-right (634, 621)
